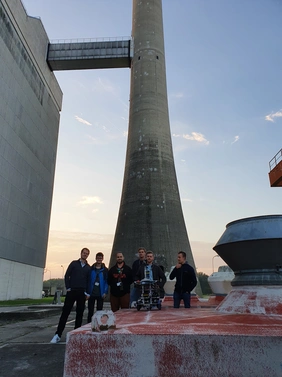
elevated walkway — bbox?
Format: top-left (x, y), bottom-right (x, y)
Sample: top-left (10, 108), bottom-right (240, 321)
top-left (269, 149), bottom-right (282, 187)
top-left (47, 37), bottom-right (132, 71)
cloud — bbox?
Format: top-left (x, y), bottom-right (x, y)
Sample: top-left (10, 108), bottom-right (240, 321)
top-left (46, 230), bottom-right (114, 277)
top-left (85, 135), bottom-right (103, 145)
top-left (75, 115), bottom-right (92, 126)
top-left (182, 198), bottom-right (192, 202)
top-left (77, 196), bottom-right (103, 206)
top-left (265, 110), bottom-right (282, 122)
top-left (183, 132), bottom-right (209, 145)
top-left (231, 135), bottom-right (239, 144)
top-left (94, 78), bottom-right (129, 111)
top-left (171, 92), bottom-right (184, 98)
top-left (173, 132), bottom-right (209, 145)
top-left (98, 77), bottom-right (115, 93)
top-left (91, 120), bottom-right (111, 134)
top-left (45, 231), bottom-right (218, 278)
top-left (101, 124), bottom-right (109, 133)
top-left (123, 130), bottom-right (128, 137)
top-left (265, 114), bottom-right (274, 122)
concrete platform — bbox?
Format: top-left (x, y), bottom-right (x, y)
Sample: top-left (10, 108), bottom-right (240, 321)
top-left (0, 305), bottom-right (62, 322)
top-left (64, 306), bottom-right (282, 377)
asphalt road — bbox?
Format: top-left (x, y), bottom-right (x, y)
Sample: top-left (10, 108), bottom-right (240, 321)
top-left (0, 306), bottom-right (91, 377)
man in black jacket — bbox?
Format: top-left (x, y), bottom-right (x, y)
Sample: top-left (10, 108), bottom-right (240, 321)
top-left (50, 247), bottom-right (91, 343)
top-left (169, 251), bottom-right (197, 308)
top-left (132, 247), bottom-right (146, 279)
top-left (130, 247), bottom-right (146, 306)
top-left (108, 252), bottom-right (133, 312)
top-left (135, 251), bottom-right (166, 293)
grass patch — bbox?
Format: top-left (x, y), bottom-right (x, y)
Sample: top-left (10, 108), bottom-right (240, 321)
top-left (0, 297), bottom-right (65, 306)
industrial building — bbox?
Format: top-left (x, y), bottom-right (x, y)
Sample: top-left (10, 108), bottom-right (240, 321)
top-left (0, 0), bottom-right (62, 299)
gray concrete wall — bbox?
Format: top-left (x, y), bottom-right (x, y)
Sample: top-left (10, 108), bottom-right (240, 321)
top-left (0, 0), bottom-right (62, 278)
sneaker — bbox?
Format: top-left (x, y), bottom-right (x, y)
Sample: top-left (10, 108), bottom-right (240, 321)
top-left (50, 334), bottom-right (61, 344)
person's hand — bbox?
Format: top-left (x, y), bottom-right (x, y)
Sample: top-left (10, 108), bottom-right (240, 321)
top-left (66, 288), bottom-right (71, 292)
top-left (175, 263), bottom-right (182, 269)
top-left (85, 293), bottom-right (90, 301)
top-left (102, 294), bottom-right (107, 299)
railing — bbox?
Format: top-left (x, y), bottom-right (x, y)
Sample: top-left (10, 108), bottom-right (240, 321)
top-left (269, 149), bottom-right (282, 171)
top-left (50, 36), bottom-right (131, 44)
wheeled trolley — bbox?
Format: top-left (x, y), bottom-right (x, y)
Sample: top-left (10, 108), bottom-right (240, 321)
top-left (135, 279), bottom-right (162, 311)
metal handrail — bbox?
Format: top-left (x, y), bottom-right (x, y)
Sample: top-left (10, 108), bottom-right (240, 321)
top-left (50, 36), bottom-right (131, 44)
top-left (269, 149), bottom-right (282, 171)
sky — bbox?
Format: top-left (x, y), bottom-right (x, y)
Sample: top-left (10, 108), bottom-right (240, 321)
top-left (21, 0), bottom-right (282, 279)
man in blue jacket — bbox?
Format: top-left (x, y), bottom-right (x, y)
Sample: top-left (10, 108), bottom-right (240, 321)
top-left (169, 251), bottom-right (197, 308)
top-left (87, 252), bottom-right (108, 323)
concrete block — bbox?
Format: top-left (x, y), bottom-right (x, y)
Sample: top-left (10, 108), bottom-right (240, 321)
top-left (64, 307), bottom-right (282, 377)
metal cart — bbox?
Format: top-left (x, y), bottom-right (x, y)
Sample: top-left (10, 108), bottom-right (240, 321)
top-left (135, 279), bottom-right (162, 311)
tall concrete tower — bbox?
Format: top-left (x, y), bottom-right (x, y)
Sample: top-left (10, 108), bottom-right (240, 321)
top-left (110, 0), bottom-right (196, 273)
top-left (0, 0), bottom-right (197, 299)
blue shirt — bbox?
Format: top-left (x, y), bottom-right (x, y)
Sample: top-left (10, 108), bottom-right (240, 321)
top-left (145, 264), bottom-right (153, 281)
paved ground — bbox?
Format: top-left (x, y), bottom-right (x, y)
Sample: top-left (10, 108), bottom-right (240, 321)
top-left (0, 303), bottom-right (110, 377)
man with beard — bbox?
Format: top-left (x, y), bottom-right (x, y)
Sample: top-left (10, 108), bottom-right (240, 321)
top-left (135, 250), bottom-right (166, 295)
top-left (108, 252), bottom-right (133, 312)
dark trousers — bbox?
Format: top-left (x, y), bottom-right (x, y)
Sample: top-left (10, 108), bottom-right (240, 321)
top-left (130, 287), bottom-right (141, 305)
top-left (87, 296), bottom-right (104, 323)
top-left (110, 293), bottom-right (130, 312)
top-left (55, 289), bottom-right (86, 337)
top-left (173, 291), bottom-right (191, 308)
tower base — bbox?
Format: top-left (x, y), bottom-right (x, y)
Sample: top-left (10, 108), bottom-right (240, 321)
top-left (216, 285), bottom-right (282, 315)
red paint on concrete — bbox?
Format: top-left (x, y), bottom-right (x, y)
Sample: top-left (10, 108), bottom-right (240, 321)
top-left (216, 286), bottom-right (282, 315)
top-left (63, 303), bottom-right (282, 377)
top-left (207, 294), bottom-right (225, 306)
top-left (163, 294), bottom-right (206, 308)
top-left (64, 334), bottom-right (135, 377)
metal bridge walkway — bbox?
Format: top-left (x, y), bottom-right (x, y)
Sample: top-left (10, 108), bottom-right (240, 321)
top-left (47, 37), bottom-right (132, 71)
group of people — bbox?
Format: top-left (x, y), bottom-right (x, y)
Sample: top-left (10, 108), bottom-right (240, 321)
top-left (50, 247), bottom-right (197, 344)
